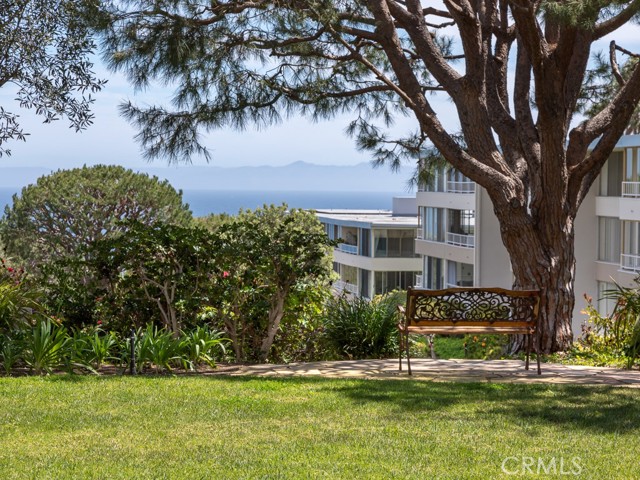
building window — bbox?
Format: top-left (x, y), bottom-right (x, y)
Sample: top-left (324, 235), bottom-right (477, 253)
top-left (597, 281), bottom-right (617, 318)
top-left (360, 269), bottom-right (370, 297)
top-left (374, 229), bottom-right (416, 257)
top-left (360, 228), bottom-right (371, 257)
top-left (598, 217), bottom-right (620, 263)
top-left (599, 151), bottom-right (623, 197)
top-left (374, 271), bottom-right (421, 295)
top-left (423, 207), bottom-right (445, 242)
top-left (447, 169), bottom-right (475, 193)
top-left (420, 166), bottom-right (446, 192)
top-left (425, 256), bottom-right (443, 290)
top-left (623, 220), bottom-right (640, 255)
top-left (621, 220), bottom-right (640, 271)
top-left (341, 265), bottom-right (358, 285)
top-left (447, 261), bottom-right (474, 288)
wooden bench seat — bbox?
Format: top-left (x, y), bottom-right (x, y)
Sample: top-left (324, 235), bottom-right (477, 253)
top-left (397, 287), bottom-right (541, 375)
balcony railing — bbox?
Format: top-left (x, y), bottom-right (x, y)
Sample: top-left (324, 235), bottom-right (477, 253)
top-left (334, 280), bottom-right (359, 295)
top-left (447, 181), bottom-right (476, 194)
top-left (447, 281), bottom-right (474, 289)
top-left (415, 275), bottom-right (423, 287)
top-left (622, 182), bottom-right (640, 198)
top-left (416, 228), bottom-right (423, 240)
top-left (621, 254), bottom-right (640, 272)
top-left (446, 232), bottom-right (475, 248)
top-left (338, 243), bottom-right (358, 255)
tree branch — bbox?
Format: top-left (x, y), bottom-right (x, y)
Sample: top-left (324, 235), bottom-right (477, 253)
top-left (594, 0), bottom-right (640, 39)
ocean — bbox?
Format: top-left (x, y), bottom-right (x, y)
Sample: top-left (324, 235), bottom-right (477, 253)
top-left (0, 187), bottom-right (402, 217)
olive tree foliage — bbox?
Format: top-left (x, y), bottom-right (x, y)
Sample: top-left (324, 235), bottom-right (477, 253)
top-left (0, 0), bottom-right (105, 156)
top-left (98, 1), bottom-right (640, 352)
top-left (0, 165), bottom-right (192, 267)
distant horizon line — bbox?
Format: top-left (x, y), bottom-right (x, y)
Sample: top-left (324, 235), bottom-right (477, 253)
top-left (0, 160), bottom-right (400, 170)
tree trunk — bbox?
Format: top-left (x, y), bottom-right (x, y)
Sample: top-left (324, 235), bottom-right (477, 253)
top-left (496, 206), bottom-right (575, 353)
top-left (223, 314), bottom-right (242, 362)
top-left (259, 291), bottom-right (287, 362)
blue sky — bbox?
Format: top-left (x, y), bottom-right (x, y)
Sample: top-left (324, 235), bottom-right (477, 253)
top-left (1, 18), bottom-right (639, 171)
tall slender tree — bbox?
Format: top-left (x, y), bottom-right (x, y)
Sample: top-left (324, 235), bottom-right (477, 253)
top-left (98, 1), bottom-right (640, 352)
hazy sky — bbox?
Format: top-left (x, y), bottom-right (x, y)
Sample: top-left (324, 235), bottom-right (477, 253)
top-left (1, 17), bottom-right (639, 171)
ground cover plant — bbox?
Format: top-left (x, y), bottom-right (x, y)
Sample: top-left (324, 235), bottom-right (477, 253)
top-left (0, 376), bottom-right (638, 479)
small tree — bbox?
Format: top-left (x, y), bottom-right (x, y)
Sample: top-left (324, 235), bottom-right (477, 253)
top-left (91, 221), bottom-right (217, 334)
top-left (207, 205), bottom-right (334, 362)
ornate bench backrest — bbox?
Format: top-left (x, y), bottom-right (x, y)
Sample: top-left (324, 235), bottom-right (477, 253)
top-left (406, 287), bottom-right (540, 327)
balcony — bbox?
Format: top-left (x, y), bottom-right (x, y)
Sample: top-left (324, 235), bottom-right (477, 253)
top-left (620, 253), bottom-right (640, 272)
top-left (447, 180), bottom-right (476, 194)
top-left (338, 243), bottom-right (358, 255)
top-left (446, 232), bottom-right (475, 248)
top-left (622, 182), bottom-right (640, 198)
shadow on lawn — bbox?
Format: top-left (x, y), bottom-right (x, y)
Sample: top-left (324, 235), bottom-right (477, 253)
top-left (32, 373), bottom-right (640, 434)
top-left (326, 379), bottom-right (640, 434)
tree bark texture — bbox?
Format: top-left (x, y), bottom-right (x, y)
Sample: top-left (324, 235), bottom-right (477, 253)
top-left (365, 0), bottom-right (640, 352)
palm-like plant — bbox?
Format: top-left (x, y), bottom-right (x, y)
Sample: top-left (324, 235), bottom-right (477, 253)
top-left (602, 281), bottom-right (640, 369)
top-left (0, 332), bottom-right (24, 374)
top-left (179, 326), bottom-right (228, 371)
top-left (23, 319), bottom-right (69, 374)
top-left (0, 279), bottom-right (42, 331)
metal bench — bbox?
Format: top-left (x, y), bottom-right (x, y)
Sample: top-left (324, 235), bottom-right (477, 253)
top-left (397, 287), bottom-right (541, 375)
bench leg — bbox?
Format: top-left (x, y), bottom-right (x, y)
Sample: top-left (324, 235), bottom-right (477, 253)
top-left (406, 331), bottom-right (412, 376)
top-left (537, 332), bottom-right (542, 375)
top-left (398, 328), bottom-right (403, 372)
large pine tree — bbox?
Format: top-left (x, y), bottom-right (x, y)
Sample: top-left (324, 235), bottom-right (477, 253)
top-left (98, 0), bottom-right (640, 352)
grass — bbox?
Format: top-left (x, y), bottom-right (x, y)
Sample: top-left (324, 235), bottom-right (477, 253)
top-left (0, 376), bottom-right (639, 479)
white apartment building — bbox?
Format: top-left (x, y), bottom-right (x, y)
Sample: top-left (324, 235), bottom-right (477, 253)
top-left (415, 134), bottom-right (640, 334)
top-left (316, 197), bottom-right (422, 298)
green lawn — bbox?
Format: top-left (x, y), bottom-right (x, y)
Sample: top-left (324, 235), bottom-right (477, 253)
top-left (0, 376), bottom-right (638, 479)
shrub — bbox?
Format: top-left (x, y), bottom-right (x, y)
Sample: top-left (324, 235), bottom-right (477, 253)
top-left (463, 334), bottom-right (509, 359)
top-left (557, 291), bottom-right (640, 369)
top-left (322, 293), bottom-right (399, 360)
top-left (0, 260), bottom-right (44, 332)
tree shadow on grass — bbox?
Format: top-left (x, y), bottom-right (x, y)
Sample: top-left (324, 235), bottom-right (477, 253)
top-left (323, 379), bottom-right (640, 434)
top-left (32, 374), bottom-right (640, 434)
